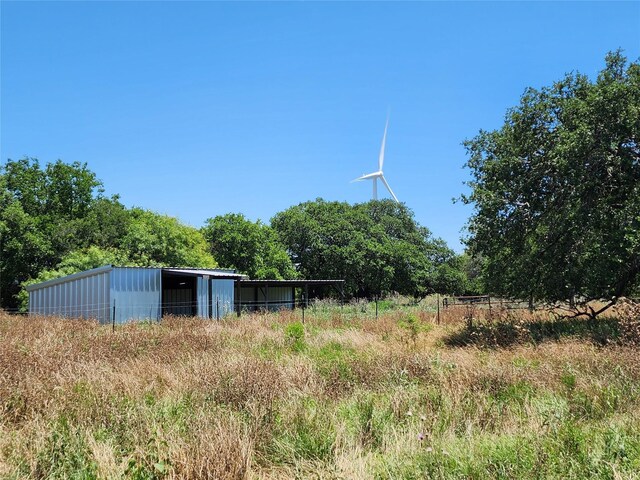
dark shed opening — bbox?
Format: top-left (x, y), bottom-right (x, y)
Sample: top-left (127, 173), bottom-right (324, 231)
top-left (161, 271), bottom-right (197, 317)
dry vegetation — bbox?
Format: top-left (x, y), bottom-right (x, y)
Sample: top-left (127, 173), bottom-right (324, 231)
top-left (1, 301), bottom-right (639, 479)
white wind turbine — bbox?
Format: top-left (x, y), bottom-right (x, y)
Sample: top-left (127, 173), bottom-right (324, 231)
top-left (351, 119), bottom-right (399, 202)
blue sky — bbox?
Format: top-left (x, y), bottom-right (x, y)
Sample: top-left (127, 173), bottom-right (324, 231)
top-left (2, 1), bottom-right (639, 252)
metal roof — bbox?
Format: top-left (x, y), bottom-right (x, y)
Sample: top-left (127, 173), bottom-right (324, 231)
top-left (26, 265), bottom-right (243, 291)
top-left (163, 268), bottom-right (243, 279)
top-left (25, 265), bottom-right (113, 291)
top-left (238, 279), bottom-right (345, 287)
top-left (25, 263), bottom-right (344, 293)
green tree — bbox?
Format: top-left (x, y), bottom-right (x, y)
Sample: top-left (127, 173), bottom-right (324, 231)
top-left (17, 246), bottom-right (131, 310)
top-left (459, 252), bottom-right (485, 296)
top-left (271, 198), bottom-right (462, 298)
top-left (1, 158), bottom-right (222, 308)
top-left (0, 158), bottom-right (108, 308)
top-left (202, 213), bottom-right (296, 279)
top-left (121, 208), bottom-right (217, 268)
top-left (463, 51), bottom-right (640, 316)
top-left (77, 196), bottom-right (132, 250)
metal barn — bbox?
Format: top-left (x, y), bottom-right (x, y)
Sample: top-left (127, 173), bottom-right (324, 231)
top-left (26, 266), bottom-right (241, 324)
top-left (26, 265), bottom-right (346, 324)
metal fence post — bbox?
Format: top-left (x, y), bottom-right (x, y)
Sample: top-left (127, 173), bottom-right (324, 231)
top-left (375, 295), bottom-right (378, 320)
top-left (488, 296), bottom-right (492, 321)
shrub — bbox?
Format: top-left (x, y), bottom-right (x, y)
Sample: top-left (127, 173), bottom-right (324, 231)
top-left (284, 321), bottom-right (306, 352)
top-left (398, 313), bottom-right (431, 347)
top-left (618, 298), bottom-right (640, 346)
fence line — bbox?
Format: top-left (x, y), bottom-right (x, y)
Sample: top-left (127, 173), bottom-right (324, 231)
top-left (4, 298), bottom-right (331, 319)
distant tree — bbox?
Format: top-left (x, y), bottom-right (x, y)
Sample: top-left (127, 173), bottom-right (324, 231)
top-left (0, 158), bottom-right (107, 308)
top-left (463, 51), bottom-right (640, 317)
top-left (427, 242), bottom-right (469, 296)
top-left (77, 195), bottom-right (132, 250)
top-left (271, 198), bottom-right (463, 298)
top-left (17, 246), bottom-right (131, 310)
top-left (459, 252), bottom-right (486, 296)
top-left (202, 213), bottom-right (296, 279)
top-left (121, 208), bottom-right (217, 268)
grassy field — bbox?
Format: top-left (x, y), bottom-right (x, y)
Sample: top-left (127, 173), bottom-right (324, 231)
top-left (1, 302), bottom-right (639, 479)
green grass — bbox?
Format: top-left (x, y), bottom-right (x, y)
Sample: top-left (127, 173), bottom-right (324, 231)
top-left (1, 306), bottom-right (639, 479)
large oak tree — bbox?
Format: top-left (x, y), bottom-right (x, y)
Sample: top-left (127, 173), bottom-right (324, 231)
top-left (271, 199), bottom-right (464, 298)
top-left (463, 51), bottom-right (640, 316)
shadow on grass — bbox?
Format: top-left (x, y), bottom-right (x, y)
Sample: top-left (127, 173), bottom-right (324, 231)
top-left (444, 316), bottom-right (622, 348)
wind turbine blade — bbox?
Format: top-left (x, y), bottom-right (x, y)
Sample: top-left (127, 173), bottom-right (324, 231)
top-left (380, 175), bottom-right (399, 203)
top-left (352, 171), bottom-right (381, 182)
top-left (378, 118), bottom-right (388, 171)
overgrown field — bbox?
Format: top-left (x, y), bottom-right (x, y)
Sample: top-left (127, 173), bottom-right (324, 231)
top-left (1, 303), bottom-right (640, 479)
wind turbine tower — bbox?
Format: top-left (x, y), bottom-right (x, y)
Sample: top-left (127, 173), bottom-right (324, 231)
top-left (352, 119), bottom-right (399, 202)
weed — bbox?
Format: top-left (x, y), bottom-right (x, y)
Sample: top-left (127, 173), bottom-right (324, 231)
top-left (284, 321), bottom-right (306, 352)
top-left (1, 308), bottom-right (639, 479)
top-left (398, 313), bottom-right (432, 347)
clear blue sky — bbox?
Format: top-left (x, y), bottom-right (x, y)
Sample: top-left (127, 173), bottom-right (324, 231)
top-left (2, 1), bottom-right (639, 252)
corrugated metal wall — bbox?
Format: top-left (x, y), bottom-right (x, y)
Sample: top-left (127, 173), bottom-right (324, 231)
top-left (197, 276), bottom-right (209, 318)
top-left (28, 267), bottom-right (247, 323)
top-left (237, 285), bottom-right (294, 311)
top-left (211, 279), bottom-right (234, 318)
top-left (110, 268), bottom-right (162, 324)
top-left (28, 268), bottom-right (111, 323)
top-left (265, 286), bottom-right (294, 310)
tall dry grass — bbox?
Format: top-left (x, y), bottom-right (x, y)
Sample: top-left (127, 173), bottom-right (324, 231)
top-left (1, 305), bottom-right (639, 479)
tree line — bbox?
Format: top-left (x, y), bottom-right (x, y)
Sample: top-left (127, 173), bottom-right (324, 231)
top-left (0, 159), bottom-right (474, 310)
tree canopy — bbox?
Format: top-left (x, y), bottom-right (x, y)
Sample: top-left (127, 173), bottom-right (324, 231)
top-left (202, 213), bottom-right (296, 279)
top-left (271, 199), bottom-right (464, 298)
top-left (0, 158), bottom-right (216, 308)
top-left (1, 158), bottom-right (468, 309)
top-left (121, 208), bottom-right (216, 268)
top-left (1, 158), bottom-right (109, 308)
top-left (463, 51), bottom-right (640, 315)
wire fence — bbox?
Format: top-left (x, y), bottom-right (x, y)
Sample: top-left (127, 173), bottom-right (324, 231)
top-left (1, 295), bottom-right (551, 325)
top-left (2, 298), bottom-right (334, 320)
top-left (442, 295), bottom-right (535, 310)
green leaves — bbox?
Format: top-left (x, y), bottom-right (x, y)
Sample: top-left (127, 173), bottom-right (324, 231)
top-left (1, 158), bottom-right (219, 308)
top-left (463, 51), bottom-right (640, 306)
top-left (201, 213), bottom-right (296, 279)
top-left (122, 208), bottom-right (216, 268)
top-left (271, 199), bottom-right (465, 298)
top-left (2, 158), bottom-right (469, 309)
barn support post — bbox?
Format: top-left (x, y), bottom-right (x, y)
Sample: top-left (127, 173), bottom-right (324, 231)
top-left (236, 280), bottom-right (242, 317)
